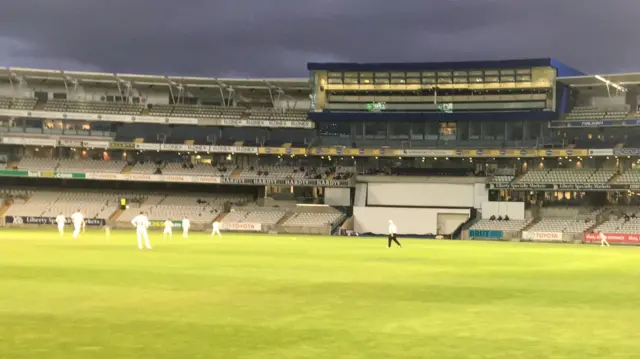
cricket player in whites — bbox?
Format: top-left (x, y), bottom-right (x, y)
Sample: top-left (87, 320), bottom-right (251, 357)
top-left (71, 209), bottom-right (84, 239)
top-left (211, 219), bottom-right (222, 238)
top-left (182, 217), bottom-right (190, 238)
top-left (163, 218), bottom-right (173, 240)
top-left (131, 211), bottom-right (152, 250)
top-left (599, 231), bottom-right (610, 247)
top-left (55, 212), bottom-right (66, 237)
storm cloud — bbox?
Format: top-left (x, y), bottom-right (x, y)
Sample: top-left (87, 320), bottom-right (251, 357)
top-left (0, 0), bottom-right (637, 77)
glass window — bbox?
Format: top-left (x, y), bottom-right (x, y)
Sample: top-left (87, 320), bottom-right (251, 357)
top-left (516, 69), bottom-right (531, 75)
top-left (453, 71), bottom-right (467, 77)
top-left (318, 122), bottom-right (350, 136)
top-left (484, 70), bottom-right (499, 76)
top-left (469, 76), bottom-right (483, 83)
top-left (327, 78), bottom-right (343, 84)
top-left (44, 120), bottom-right (64, 134)
top-left (501, 76), bottom-right (515, 82)
top-left (438, 77), bottom-right (452, 84)
top-left (516, 75), bottom-right (531, 82)
top-left (482, 121), bottom-right (505, 140)
top-left (365, 121), bottom-right (386, 139)
top-left (453, 77), bottom-right (468, 83)
top-left (470, 121), bottom-right (481, 140)
top-left (390, 78), bottom-right (406, 84)
top-left (374, 78), bottom-right (390, 84)
top-left (426, 121), bottom-right (439, 140)
top-left (344, 78), bottom-right (358, 84)
top-left (406, 78), bottom-right (420, 84)
top-left (328, 72), bottom-right (342, 77)
top-left (410, 122), bottom-right (424, 140)
top-left (389, 121), bottom-right (410, 140)
top-left (507, 120), bottom-right (523, 141)
top-left (500, 69), bottom-right (515, 75)
top-left (375, 72), bottom-right (389, 78)
top-left (353, 120), bottom-right (363, 140)
top-left (390, 72), bottom-right (405, 78)
top-left (344, 72), bottom-right (358, 77)
top-left (469, 70), bottom-right (483, 76)
top-left (485, 76), bottom-right (499, 83)
top-left (359, 77), bottom-right (373, 84)
top-left (422, 78), bottom-right (436, 84)
top-left (439, 122), bottom-right (456, 140)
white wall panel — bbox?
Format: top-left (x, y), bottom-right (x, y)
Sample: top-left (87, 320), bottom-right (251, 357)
top-left (354, 183), bottom-right (367, 207)
top-left (354, 206), bottom-right (469, 235)
top-left (367, 183), bottom-right (474, 207)
top-left (324, 188), bottom-right (351, 206)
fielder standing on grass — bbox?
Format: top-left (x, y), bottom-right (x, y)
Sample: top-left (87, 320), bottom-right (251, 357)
top-left (71, 209), bottom-right (84, 240)
top-left (55, 212), bottom-right (66, 237)
top-left (388, 220), bottom-right (401, 248)
top-left (164, 218), bottom-right (173, 240)
top-left (182, 217), bottom-right (190, 238)
top-left (131, 212), bottom-right (152, 250)
top-left (211, 219), bottom-right (222, 238)
top-left (599, 231), bottom-right (610, 247)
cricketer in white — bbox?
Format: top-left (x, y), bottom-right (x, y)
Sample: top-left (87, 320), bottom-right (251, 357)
top-left (131, 212), bottom-right (152, 250)
top-left (71, 210), bottom-right (84, 239)
top-left (55, 213), bottom-right (66, 237)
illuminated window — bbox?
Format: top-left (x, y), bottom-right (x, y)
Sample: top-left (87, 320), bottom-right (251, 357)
top-left (439, 121), bottom-right (457, 139)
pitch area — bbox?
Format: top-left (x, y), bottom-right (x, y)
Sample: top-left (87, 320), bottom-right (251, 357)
top-left (0, 229), bottom-right (639, 359)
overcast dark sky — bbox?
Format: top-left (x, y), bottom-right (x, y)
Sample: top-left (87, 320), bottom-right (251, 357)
top-left (0, 0), bottom-right (638, 77)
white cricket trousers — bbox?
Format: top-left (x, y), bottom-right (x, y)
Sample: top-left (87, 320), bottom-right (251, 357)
top-left (58, 224), bottom-right (64, 236)
top-left (601, 238), bottom-right (610, 247)
top-left (211, 229), bottom-right (221, 237)
top-left (164, 228), bottom-right (172, 240)
top-left (73, 223), bottom-right (82, 239)
top-left (137, 227), bottom-right (152, 249)
top-left (183, 227), bottom-right (189, 238)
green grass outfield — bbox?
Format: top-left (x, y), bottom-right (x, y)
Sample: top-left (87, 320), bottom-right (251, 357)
top-left (1, 229), bottom-right (639, 359)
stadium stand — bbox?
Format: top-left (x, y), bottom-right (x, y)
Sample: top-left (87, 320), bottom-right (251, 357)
top-left (283, 212), bottom-right (345, 227)
top-left (161, 162), bottom-right (231, 177)
top-left (4, 191), bottom-right (128, 219)
top-left (518, 169), bottom-right (615, 184)
top-left (469, 218), bottom-right (533, 232)
top-left (614, 169), bottom-right (640, 184)
top-left (57, 158), bottom-right (126, 173)
top-left (129, 162), bottom-right (160, 174)
top-left (528, 219), bottom-right (595, 233)
top-left (17, 157), bottom-right (57, 171)
top-left (118, 193), bottom-right (252, 224)
top-left (563, 105), bottom-right (630, 121)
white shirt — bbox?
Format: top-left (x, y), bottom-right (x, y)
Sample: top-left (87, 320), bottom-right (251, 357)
top-left (164, 220), bottom-right (172, 229)
top-left (182, 219), bottom-right (190, 228)
top-left (131, 215), bottom-right (149, 229)
top-left (71, 212), bottom-right (84, 225)
top-left (599, 232), bottom-right (606, 241)
top-left (389, 222), bottom-right (397, 235)
top-left (213, 221), bottom-right (220, 231)
top-left (55, 215), bottom-right (66, 225)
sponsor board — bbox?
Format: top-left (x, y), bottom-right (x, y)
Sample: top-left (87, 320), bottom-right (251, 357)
top-left (83, 140), bottom-right (111, 148)
top-left (149, 220), bottom-right (182, 229)
top-left (210, 146), bottom-right (258, 154)
top-left (400, 149), bottom-right (454, 156)
top-left (219, 119), bottom-right (315, 129)
top-left (222, 222), bottom-right (262, 231)
top-left (583, 232), bottom-right (640, 244)
top-left (58, 139), bottom-right (83, 148)
top-left (159, 144), bottom-right (210, 152)
top-left (5, 216), bottom-right (105, 226)
top-left (487, 183), bottom-right (640, 191)
top-left (588, 149), bottom-right (614, 156)
top-left (1, 137), bottom-right (57, 146)
top-left (468, 229), bottom-right (504, 240)
top-left (135, 143), bottom-right (161, 150)
top-left (522, 231), bottom-right (563, 242)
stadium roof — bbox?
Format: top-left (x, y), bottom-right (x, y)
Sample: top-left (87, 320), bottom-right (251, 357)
top-left (557, 73), bottom-right (640, 88)
top-left (307, 58), bottom-right (584, 77)
top-left (0, 67), bottom-right (310, 91)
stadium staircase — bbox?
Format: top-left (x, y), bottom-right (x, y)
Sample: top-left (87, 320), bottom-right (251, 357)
top-left (109, 209), bottom-right (124, 220)
top-left (275, 213), bottom-right (294, 226)
top-left (121, 166), bottom-right (134, 174)
top-left (609, 173), bottom-right (623, 183)
top-left (0, 203), bottom-right (11, 216)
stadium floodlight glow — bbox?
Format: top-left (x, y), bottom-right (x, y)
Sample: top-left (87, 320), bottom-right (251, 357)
top-left (594, 75), bottom-right (626, 92)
